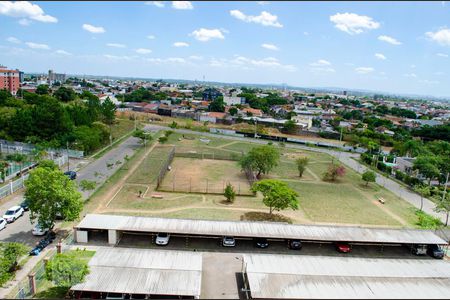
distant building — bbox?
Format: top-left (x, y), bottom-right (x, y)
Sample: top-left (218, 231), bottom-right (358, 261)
top-left (48, 69), bottom-right (66, 85)
top-left (202, 88), bottom-right (222, 101)
top-left (292, 115), bottom-right (313, 129)
top-left (223, 96), bottom-right (244, 106)
top-left (0, 65), bottom-right (20, 96)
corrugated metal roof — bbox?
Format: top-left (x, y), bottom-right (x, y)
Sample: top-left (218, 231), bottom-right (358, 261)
top-left (244, 254), bottom-right (450, 299)
top-left (76, 214), bottom-right (447, 245)
top-left (71, 248), bottom-right (202, 297)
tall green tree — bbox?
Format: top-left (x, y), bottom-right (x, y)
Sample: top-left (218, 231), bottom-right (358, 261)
top-left (208, 96), bottom-right (225, 112)
top-left (251, 179), bottom-right (299, 215)
top-left (46, 252), bottom-right (90, 288)
top-left (101, 97), bottom-right (116, 125)
top-left (54, 87), bottom-right (76, 102)
top-left (239, 145), bottom-right (280, 179)
top-left (25, 166), bottom-right (83, 229)
top-left (362, 170), bottom-right (376, 187)
top-left (434, 192), bottom-right (450, 226)
top-left (36, 84), bottom-right (49, 95)
top-left (295, 157), bottom-right (309, 178)
top-left (282, 120), bottom-right (297, 134)
top-left (133, 129), bottom-right (152, 146)
top-left (413, 156), bottom-right (441, 186)
top-left (6, 153), bottom-right (27, 177)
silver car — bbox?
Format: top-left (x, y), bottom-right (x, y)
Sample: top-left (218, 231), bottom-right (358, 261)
top-left (222, 236), bottom-right (236, 247)
top-left (155, 233), bottom-right (170, 246)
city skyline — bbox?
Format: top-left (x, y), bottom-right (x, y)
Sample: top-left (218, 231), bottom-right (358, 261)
top-left (1, 1), bottom-right (450, 97)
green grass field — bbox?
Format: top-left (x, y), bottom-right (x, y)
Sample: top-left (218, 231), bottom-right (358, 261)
top-left (101, 130), bottom-right (420, 228)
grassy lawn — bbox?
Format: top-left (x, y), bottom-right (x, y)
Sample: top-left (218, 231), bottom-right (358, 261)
top-left (156, 208), bottom-right (245, 221)
top-left (111, 118), bottom-right (136, 140)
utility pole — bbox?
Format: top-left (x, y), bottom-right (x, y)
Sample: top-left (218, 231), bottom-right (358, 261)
top-left (254, 118), bottom-right (258, 139)
top-left (339, 126), bottom-right (343, 142)
top-left (66, 141), bottom-right (70, 172)
top-left (443, 172), bottom-right (449, 202)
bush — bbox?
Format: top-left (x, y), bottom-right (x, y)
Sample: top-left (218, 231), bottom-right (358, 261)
top-left (395, 170), bottom-right (406, 181)
top-left (415, 210), bottom-right (443, 229)
top-left (361, 153), bottom-right (373, 165)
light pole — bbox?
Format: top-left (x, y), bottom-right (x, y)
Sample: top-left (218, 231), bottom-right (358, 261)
top-left (66, 141), bottom-right (70, 172)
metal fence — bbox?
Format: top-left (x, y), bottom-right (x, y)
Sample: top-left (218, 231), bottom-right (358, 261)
top-left (156, 146), bottom-right (176, 189)
top-left (174, 151), bottom-right (241, 161)
top-left (158, 178), bottom-right (253, 195)
top-left (0, 140), bottom-right (84, 159)
top-left (0, 156), bottom-right (67, 201)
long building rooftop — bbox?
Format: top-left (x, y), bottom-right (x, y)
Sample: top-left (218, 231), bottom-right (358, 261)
top-left (71, 247), bottom-right (202, 297)
top-left (75, 214), bottom-right (447, 245)
top-left (243, 253), bottom-right (450, 299)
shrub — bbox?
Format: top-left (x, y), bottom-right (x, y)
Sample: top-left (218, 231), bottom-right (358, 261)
top-left (415, 210), bottom-right (443, 229)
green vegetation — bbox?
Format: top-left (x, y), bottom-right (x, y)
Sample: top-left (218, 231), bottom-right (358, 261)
top-left (295, 157), bottom-right (309, 178)
top-left (239, 145), bottom-right (280, 178)
top-left (252, 179), bottom-right (299, 215)
top-left (362, 170), bottom-right (376, 187)
top-left (322, 163), bottom-right (346, 182)
top-left (25, 163), bottom-right (83, 229)
top-left (0, 242), bottom-right (29, 286)
top-left (45, 251), bottom-right (91, 287)
top-left (224, 183), bottom-right (236, 203)
top-left (415, 210), bottom-right (443, 229)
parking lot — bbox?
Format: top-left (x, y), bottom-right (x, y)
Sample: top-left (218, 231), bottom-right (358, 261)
top-left (79, 230), bottom-right (434, 260)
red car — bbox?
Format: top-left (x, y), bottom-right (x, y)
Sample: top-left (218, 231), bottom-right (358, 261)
top-left (335, 242), bottom-right (351, 253)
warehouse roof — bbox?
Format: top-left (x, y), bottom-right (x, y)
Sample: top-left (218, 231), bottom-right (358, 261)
top-left (71, 248), bottom-right (202, 297)
top-left (243, 254), bottom-right (450, 299)
top-left (76, 214), bottom-right (447, 245)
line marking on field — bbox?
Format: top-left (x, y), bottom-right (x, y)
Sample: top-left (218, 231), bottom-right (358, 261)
top-left (106, 185), bottom-right (124, 208)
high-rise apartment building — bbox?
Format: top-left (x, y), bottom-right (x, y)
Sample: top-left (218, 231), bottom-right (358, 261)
top-left (48, 69), bottom-right (66, 85)
top-left (0, 65), bottom-right (20, 95)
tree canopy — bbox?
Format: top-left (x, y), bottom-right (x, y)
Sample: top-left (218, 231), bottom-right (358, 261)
top-left (362, 170), bottom-right (376, 186)
top-left (239, 145), bottom-right (280, 178)
top-left (251, 179), bottom-right (299, 215)
top-left (46, 252), bottom-right (90, 287)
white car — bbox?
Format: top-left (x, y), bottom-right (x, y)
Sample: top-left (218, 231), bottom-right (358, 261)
top-left (0, 218), bottom-right (7, 231)
top-left (3, 206), bottom-right (24, 223)
top-left (222, 236), bottom-right (236, 247)
top-left (155, 232), bottom-right (170, 246)
top-left (32, 224), bottom-right (50, 236)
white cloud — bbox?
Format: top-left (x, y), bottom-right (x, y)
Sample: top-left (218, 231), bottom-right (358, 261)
top-left (303, 31), bottom-right (309, 36)
top-left (26, 42), bottom-right (50, 50)
top-left (189, 55), bottom-right (203, 60)
top-left (329, 13), bottom-right (379, 35)
top-left (173, 42), bottom-right (189, 47)
top-left (436, 53), bottom-right (448, 57)
top-left (420, 79), bottom-right (439, 84)
top-left (434, 71), bottom-right (445, 75)
top-left (136, 48), bottom-right (152, 54)
top-left (82, 24), bottom-right (105, 34)
top-left (145, 1), bottom-right (165, 8)
top-left (172, 1), bottom-right (193, 10)
top-left (6, 36), bottom-right (21, 44)
top-left (355, 67), bottom-right (374, 74)
top-left (146, 57), bottom-right (188, 64)
top-left (426, 28), bottom-right (450, 46)
top-left (410, 64), bottom-right (416, 69)
top-left (230, 10), bottom-right (282, 28)
top-left (310, 59), bottom-right (331, 67)
top-left (147, 35), bottom-right (156, 40)
top-left (209, 55), bottom-right (296, 72)
top-left (104, 54), bottom-right (133, 60)
top-left (190, 28), bottom-right (225, 42)
top-left (403, 73), bottom-right (417, 78)
top-left (0, 1), bottom-right (58, 23)
top-left (18, 18), bottom-right (31, 26)
top-left (257, 1), bottom-right (270, 5)
top-left (375, 53), bottom-right (386, 60)
top-left (106, 43), bottom-right (126, 48)
top-left (261, 43), bottom-right (279, 51)
top-left (55, 49), bottom-right (72, 55)
top-left (378, 35), bottom-right (402, 45)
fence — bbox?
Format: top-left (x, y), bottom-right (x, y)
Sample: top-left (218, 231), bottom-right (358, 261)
top-left (156, 146), bottom-right (176, 189)
top-left (174, 151), bottom-right (241, 161)
top-left (0, 155), bottom-right (67, 201)
top-left (0, 140), bottom-right (84, 159)
top-left (244, 166), bottom-right (257, 186)
top-left (157, 177), bottom-right (253, 195)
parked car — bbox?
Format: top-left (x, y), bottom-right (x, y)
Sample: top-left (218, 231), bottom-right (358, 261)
top-left (335, 242), bottom-right (351, 253)
top-left (0, 218), bottom-right (7, 231)
top-left (155, 232), bottom-right (170, 245)
top-left (412, 244), bottom-right (427, 256)
top-left (32, 224), bottom-right (51, 236)
top-left (289, 239), bottom-right (302, 250)
top-left (222, 236), bottom-right (236, 247)
top-left (64, 170), bottom-right (77, 180)
top-left (254, 238), bottom-right (269, 248)
top-left (29, 246), bottom-right (42, 256)
top-left (20, 198), bottom-right (30, 211)
top-left (427, 244), bottom-right (445, 259)
top-left (3, 206), bottom-right (24, 223)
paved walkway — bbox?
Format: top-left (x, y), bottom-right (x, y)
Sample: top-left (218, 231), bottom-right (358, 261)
top-left (147, 125), bottom-right (447, 223)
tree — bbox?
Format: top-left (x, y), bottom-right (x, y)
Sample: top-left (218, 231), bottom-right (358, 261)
top-left (282, 120), bottom-right (297, 134)
top-left (133, 129), bottom-right (152, 146)
top-left (413, 156), bottom-right (441, 186)
top-left (208, 96), bottom-right (225, 112)
top-left (322, 163), bottom-right (346, 182)
top-left (229, 107), bottom-right (238, 116)
top-left (54, 87), bottom-right (76, 102)
top-left (2, 242), bottom-right (28, 272)
top-left (46, 252), bottom-right (90, 288)
top-left (362, 170), bottom-right (376, 187)
top-left (101, 97), bottom-right (116, 125)
top-left (25, 166), bottom-right (83, 229)
top-left (434, 192), bottom-right (450, 226)
top-left (251, 179), bottom-right (299, 215)
top-left (295, 157), bottom-right (309, 178)
top-left (239, 145), bottom-right (280, 179)
top-left (158, 136), bottom-right (168, 144)
top-left (169, 121), bottom-right (178, 129)
top-left (413, 184), bottom-right (431, 212)
top-left (6, 153), bottom-right (27, 177)
top-left (36, 84), bottom-right (49, 95)
top-left (79, 180), bottom-right (96, 197)
top-left (224, 183), bottom-right (236, 203)
top-left (0, 160), bottom-right (8, 183)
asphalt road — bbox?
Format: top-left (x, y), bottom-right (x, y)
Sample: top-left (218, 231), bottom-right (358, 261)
top-left (147, 124), bottom-right (447, 223)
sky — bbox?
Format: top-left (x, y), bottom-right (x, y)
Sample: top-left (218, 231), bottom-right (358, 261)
top-left (1, 1), bottom-right (450, 97)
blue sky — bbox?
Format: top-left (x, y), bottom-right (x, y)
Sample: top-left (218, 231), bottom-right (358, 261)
top-left (1, 1), bottom-right (450, 97)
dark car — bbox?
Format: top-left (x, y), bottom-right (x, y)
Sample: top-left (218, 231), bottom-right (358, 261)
top-left (20, 198), bottom-right (30, 211)
top-left (427, 244), bottom-right (445, 259)
top-left (64, 171), bottom-right (77, 180)
top-left (254, 238), bottom-right (269, 248)
top-left (335, 242), bottom-right (351, 253)
top-left (289, 239), bottom-right (302, 250)
top-left (29, 246), bottom-right (42, 256)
